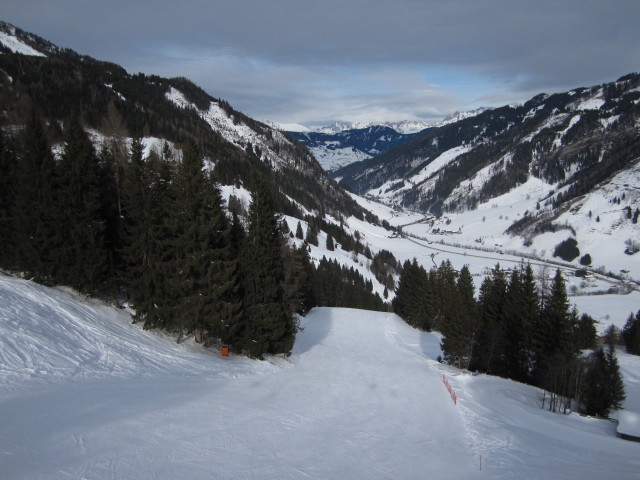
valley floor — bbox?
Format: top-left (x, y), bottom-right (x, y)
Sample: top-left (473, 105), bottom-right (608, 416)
top-left (1, 274), bottom-right (639, 479)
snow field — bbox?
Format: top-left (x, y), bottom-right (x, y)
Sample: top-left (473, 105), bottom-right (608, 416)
top-left (2, 273), bottom-right (640, 479)
top-left (0, 30), bottom-right (46, 57)
top-left (308, 144), bottom-right (372, 172)
top-left (1, 275), bottom-right (480, 479)
top-left (451, 371), bottom-right (640, 479)
top-left (357, 170), bottom-right (640, 289)
top-left (165, 87), bottom-right (300, 173)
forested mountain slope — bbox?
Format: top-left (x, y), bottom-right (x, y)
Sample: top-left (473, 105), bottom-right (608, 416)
top-left (0, 21), bottom-right (395, 358)
top-left (0, 21), bottom-right (371, 223)
top-left (336, 74), bottom-right (640, 225)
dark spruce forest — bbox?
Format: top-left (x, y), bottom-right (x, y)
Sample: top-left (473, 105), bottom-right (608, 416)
top-left (0, 21), bottom-right (392, 359)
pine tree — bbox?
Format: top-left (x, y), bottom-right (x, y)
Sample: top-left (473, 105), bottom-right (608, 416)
top-left (434, 260), bottom-right (458, 329)
top-left (215, 249), bottom-right (244, 350)
top-left (121, 137), bottom-right (174, 328)
top-left (10, 110), bottom-right (58, 281)
top-left (169, 141), bottom-right (240, 342)
top-left (536, 270), bottom-right (578, 406)
top-left (305, 221), bottom-right (318, 246)
top-left (471, 265), bottom-right (507, 375)
top-left (519, 264), bottom-right (539, 380)
top-left (572, 313), bottom-right (597, 351)
top-left (537, 269), bottom-right (573, 362)
top-left (228, 212), bottom-right (245, 256)
top-left (581, 348), bottom-right (610, 416)
top-left (441, 265), bottom-right (478, 369)
top-left (217, 212), bottom-right (245, 349)
top-left (280, 219), bottom-right (290, 235)
top-left (311, 256), bottom-right (330, 306)
top-left (581, 344), bottom-right (626, 417)
top-left (392, 259), bottom-right (433, 331)
top-left (240, 175), bottom-right (297, 358)
top-left (579, 254), bottom-right (592, 266)
top-left (622, 311), bottom-right (640, 355)
top-left (295, 221), bottom-right (304, 240)
top-left (605, 343), bottom-right (626, 412)
top-left (54, 114), bottom-right (108, 292)
top-left (0, 128), bottom-right (13, 269)
top-left (282, 243), bottom-right (315, 316)
top-left (392, 260), bottom-right (414, 320)
top-left (503, 268), bottom-right (525, 379)
top-left (413, 261), bottom-right (434, 331)
top-left (326, 233), bottom-right (335, 251)
top-left (500, 264), bottom-right (539, 382)
top-left (97, 141), bottom-right (126, 297)
top-left (121, 137), bottom-right (147, 316)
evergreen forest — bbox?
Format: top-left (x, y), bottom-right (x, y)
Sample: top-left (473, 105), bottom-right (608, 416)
top-left (393, 259), bottom-right (626, 418)
top-left (0, 110), bottom-right (386, 358)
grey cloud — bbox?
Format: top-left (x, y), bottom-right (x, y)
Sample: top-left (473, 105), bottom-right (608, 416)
top-left (3, 0), bottom-right (640, 125)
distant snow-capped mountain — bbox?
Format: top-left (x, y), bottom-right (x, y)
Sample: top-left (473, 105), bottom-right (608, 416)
top-left (283, 112), bottom-right (489, 171)
top-left (307, 120), bottom-right (433, 135)
top-left (289, 110), bottom-right (489, 136)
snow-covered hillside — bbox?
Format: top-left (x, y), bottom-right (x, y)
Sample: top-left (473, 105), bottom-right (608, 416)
top-left (304, 142), bottom-right (372, 172)
top-left (0, 21), bottom-right (60, 57)
top-left (384, 160), bottom-right (640, 284)
top-left (338, 75), bottom-right (640, 209)
top-left (0, 29), bottom-right (45, 56)
top-left (1, 273), bottom-right (639, 479)
top-left (165, 87), bottom-right (305, 172)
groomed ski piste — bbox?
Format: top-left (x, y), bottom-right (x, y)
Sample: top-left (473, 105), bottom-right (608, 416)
top-left (1, 273), bottom-right (639, 479)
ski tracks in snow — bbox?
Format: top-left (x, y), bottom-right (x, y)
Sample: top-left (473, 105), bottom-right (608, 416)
top-left (5, 276), bottom-right (639, 478)
top-left (0, 274), bottom-right (272, 395)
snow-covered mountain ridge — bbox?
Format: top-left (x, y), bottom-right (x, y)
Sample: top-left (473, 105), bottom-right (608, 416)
top-left (0, 20), bottom-right (60, 57)
top-left (305, 120), bottom-right (433, 135)
top-left (164, 86), bottom-right (302, 174)
top-left (287, 110), bottom-right (488, 135)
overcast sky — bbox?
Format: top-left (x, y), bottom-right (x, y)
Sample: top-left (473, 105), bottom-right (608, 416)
top-left (4, 0), bottom-right (640, 127)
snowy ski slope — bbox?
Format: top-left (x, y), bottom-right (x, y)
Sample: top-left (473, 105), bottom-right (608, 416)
top-left (1, 273), bottom-right (639, 479)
